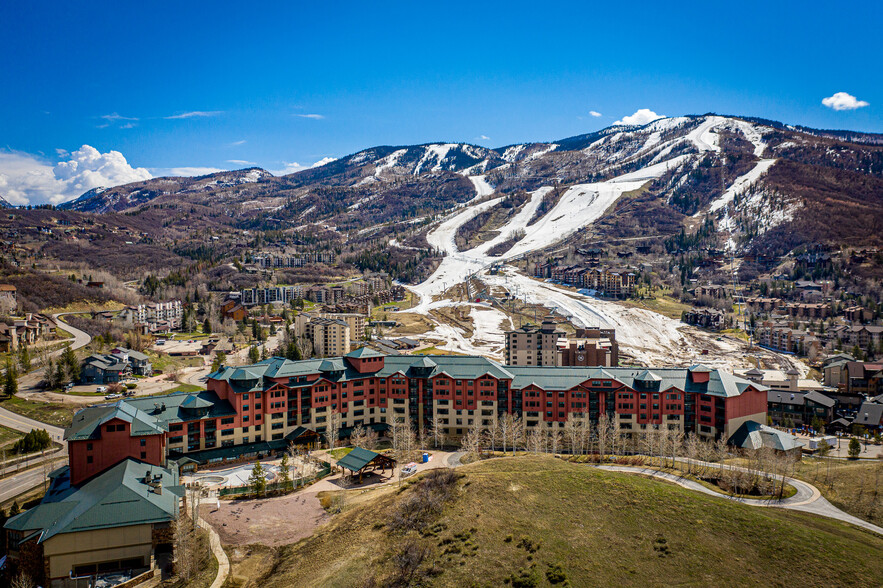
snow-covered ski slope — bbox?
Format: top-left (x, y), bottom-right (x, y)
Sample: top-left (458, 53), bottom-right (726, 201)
top-left (404, 115), bottom-right (800, 371)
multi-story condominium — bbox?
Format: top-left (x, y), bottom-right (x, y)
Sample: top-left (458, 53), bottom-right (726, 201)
top-left (118, 300), bottom-right (183, 330)
top-left (536, 265), bottom-right (636, 298)
top-left (239, 285), bottom-right (304, 306)
top-left (319, 313), bottom-right (367, 341)
top-left (306, 285), bottom-right (330, 304)
top-left (505, 317), bottom-right (563, 366)
top-left (306, 317), bottom-right (351, 357)
top-left (253, 251), bottom-right (335, 268)
top-left (755, 322), bottom-right (821, 357)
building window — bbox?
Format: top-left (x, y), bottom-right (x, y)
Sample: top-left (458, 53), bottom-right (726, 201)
top-left (86, 443), bottom-right (92, 451)
top-left (86, 455), bottom-right (93, 464)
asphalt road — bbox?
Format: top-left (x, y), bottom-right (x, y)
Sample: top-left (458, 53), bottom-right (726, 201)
top-left (0, 454), bottom-right (67, 504)
top-left (598, 462), bottom-right (883, 536)
top-left (14, 312), bottom-right (93, 393)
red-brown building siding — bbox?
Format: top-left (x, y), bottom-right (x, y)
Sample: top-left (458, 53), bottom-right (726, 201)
top-left (68, 418), bottom-right (165, 485)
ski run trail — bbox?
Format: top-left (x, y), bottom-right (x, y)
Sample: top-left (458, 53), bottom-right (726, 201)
top-left (400, 117), bottom-right (803, 374)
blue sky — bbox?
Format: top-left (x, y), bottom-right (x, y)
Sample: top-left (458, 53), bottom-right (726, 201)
top-left (1, 0), bottom-right (881, 204)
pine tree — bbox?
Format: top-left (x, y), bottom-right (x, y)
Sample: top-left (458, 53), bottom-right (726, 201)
top-left (3, 358), bottom-right (18, 397)
top-left (249, 461), bottom-right (267, 496)
top-left (279, 453), bottom-right (293, 492)
top-left (18, 344), bottom-right (31, 373)
top-left (248, 345), bottom-right (260, 364)
top-left (203, 318), bottom-right (211, 334)
top-left (61, 346), bottom-right (79, 383)
top-left (55, 361), bottom-right (67, 387)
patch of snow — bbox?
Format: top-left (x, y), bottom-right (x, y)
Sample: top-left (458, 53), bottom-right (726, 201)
top-left (374, 149), bottom-right (408, 175)
top-left (502, 145), bottom-right (526, 162)
top-left (466, 175), bottom-right (494, 202)
top-left (525, 144), bottom-right (558, 161)
top-left (413, 144), bottom-right (459, 174)
top-left (706, 159), bottom-right (777, 214)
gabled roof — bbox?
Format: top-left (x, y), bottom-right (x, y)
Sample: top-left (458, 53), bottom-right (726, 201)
top-left (67, 391), bottom-right (237, 440)
top-left (345, 346), bottom-right (385, 359)
top-left (4, 459), bottom-right (180, 543)
top-left (728, 420), bottom-right (804, 452)
top-left (414, 356), bottom-right (437, 369)
top-left (688, 364), bottom-right (713, 373)
top-left (181, 394), bottom-right (213, 409)
top-left (853, 402), bottom-right (883, 427)
top-left (335, 447), bottom-right (395, 472)
top-left (319, 358), bottom-right (346, 372)
top-left (634, 369), bottom-right (662, 382)
top-left (803, 390), bottom-right (836, 408)
top-left (66, 402), bottom-right (166, 441)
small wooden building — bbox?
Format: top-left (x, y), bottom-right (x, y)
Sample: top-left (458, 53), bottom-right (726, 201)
top-left (335, 447), bottom-right (396, 483)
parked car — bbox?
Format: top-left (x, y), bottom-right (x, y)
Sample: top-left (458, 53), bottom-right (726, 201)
top-left (401, 463), bottom-right (418, 478)
top-left (105, 393), bottom-right (122, 400)
top-left (96, 386), bottom-right (107, 393)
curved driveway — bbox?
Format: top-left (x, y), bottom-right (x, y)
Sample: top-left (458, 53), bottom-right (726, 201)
top-left (597, 464), bottom-right (883, 536)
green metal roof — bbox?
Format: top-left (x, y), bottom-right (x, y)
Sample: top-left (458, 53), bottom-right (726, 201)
top-left (345, 346), bottom-right (386, 359)
top-left (205, 356), bottom-right (763, 399)
top-left (727, 421), bottom-right (804, 452)
top-left (5, 459), bottom-right (180, 543)
top-left (66, 390), bottom-right (237, 441)
top-left (336, 447), bottom-right (392, 472)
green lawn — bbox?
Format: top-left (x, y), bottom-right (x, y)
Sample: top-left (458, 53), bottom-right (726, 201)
top-left (236, 456), bottom-right (883, 588)
top-left (327, 447), bottom-right (354, 460)
top-left (159, 383), bottom-right (205, 395)
top-left (0, 424), bottom-right (24, 448)
top-left (0, 395), bottom-right (80, 428)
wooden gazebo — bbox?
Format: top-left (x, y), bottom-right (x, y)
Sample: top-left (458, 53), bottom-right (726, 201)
top-left (336, 447), bottom-right (397, 483)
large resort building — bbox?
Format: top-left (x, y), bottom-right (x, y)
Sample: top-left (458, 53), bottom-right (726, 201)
top-left (204, 348), bottom-right (765, 443)
top-left (5, 349), bottom-right (767, 584)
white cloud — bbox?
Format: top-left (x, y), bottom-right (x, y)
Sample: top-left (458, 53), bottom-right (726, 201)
top-left (164, 110), bottom-right (223, 119)
top-left (98, 112), bottom-right (139, 128)
top-left (271, 156), bottom-right (337, 176)
top-left (272, 162), bottom-right (306, 175)
top-left (295, 114), bottom-right (324, 120)
top-left (228, 140), bottom-right (247, 146)
top-left (614, 108), bottom-right (665, 126)
top-left (821, 92), bottom-right (869, 111)
top-left (227, 159), bottom-right (256, 166)
top-left (0, 145), bottom-right (152, 206)
top-left (476, 135), bottom-right (491, 141)
top-left (589, 111), bottom-right (602, 117)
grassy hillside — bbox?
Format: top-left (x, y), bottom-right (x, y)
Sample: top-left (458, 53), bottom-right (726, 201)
top-left (227, 456), bottom-right (883, 587)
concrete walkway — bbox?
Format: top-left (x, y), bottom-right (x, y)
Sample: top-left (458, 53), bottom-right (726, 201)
top-left (597, 465), bottom-right (883, 536)
top-left (198, 516), bottom-right (230, 588)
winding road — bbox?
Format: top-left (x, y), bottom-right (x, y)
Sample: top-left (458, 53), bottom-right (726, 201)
top-left (597, 462), bottom-right (883, 536)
